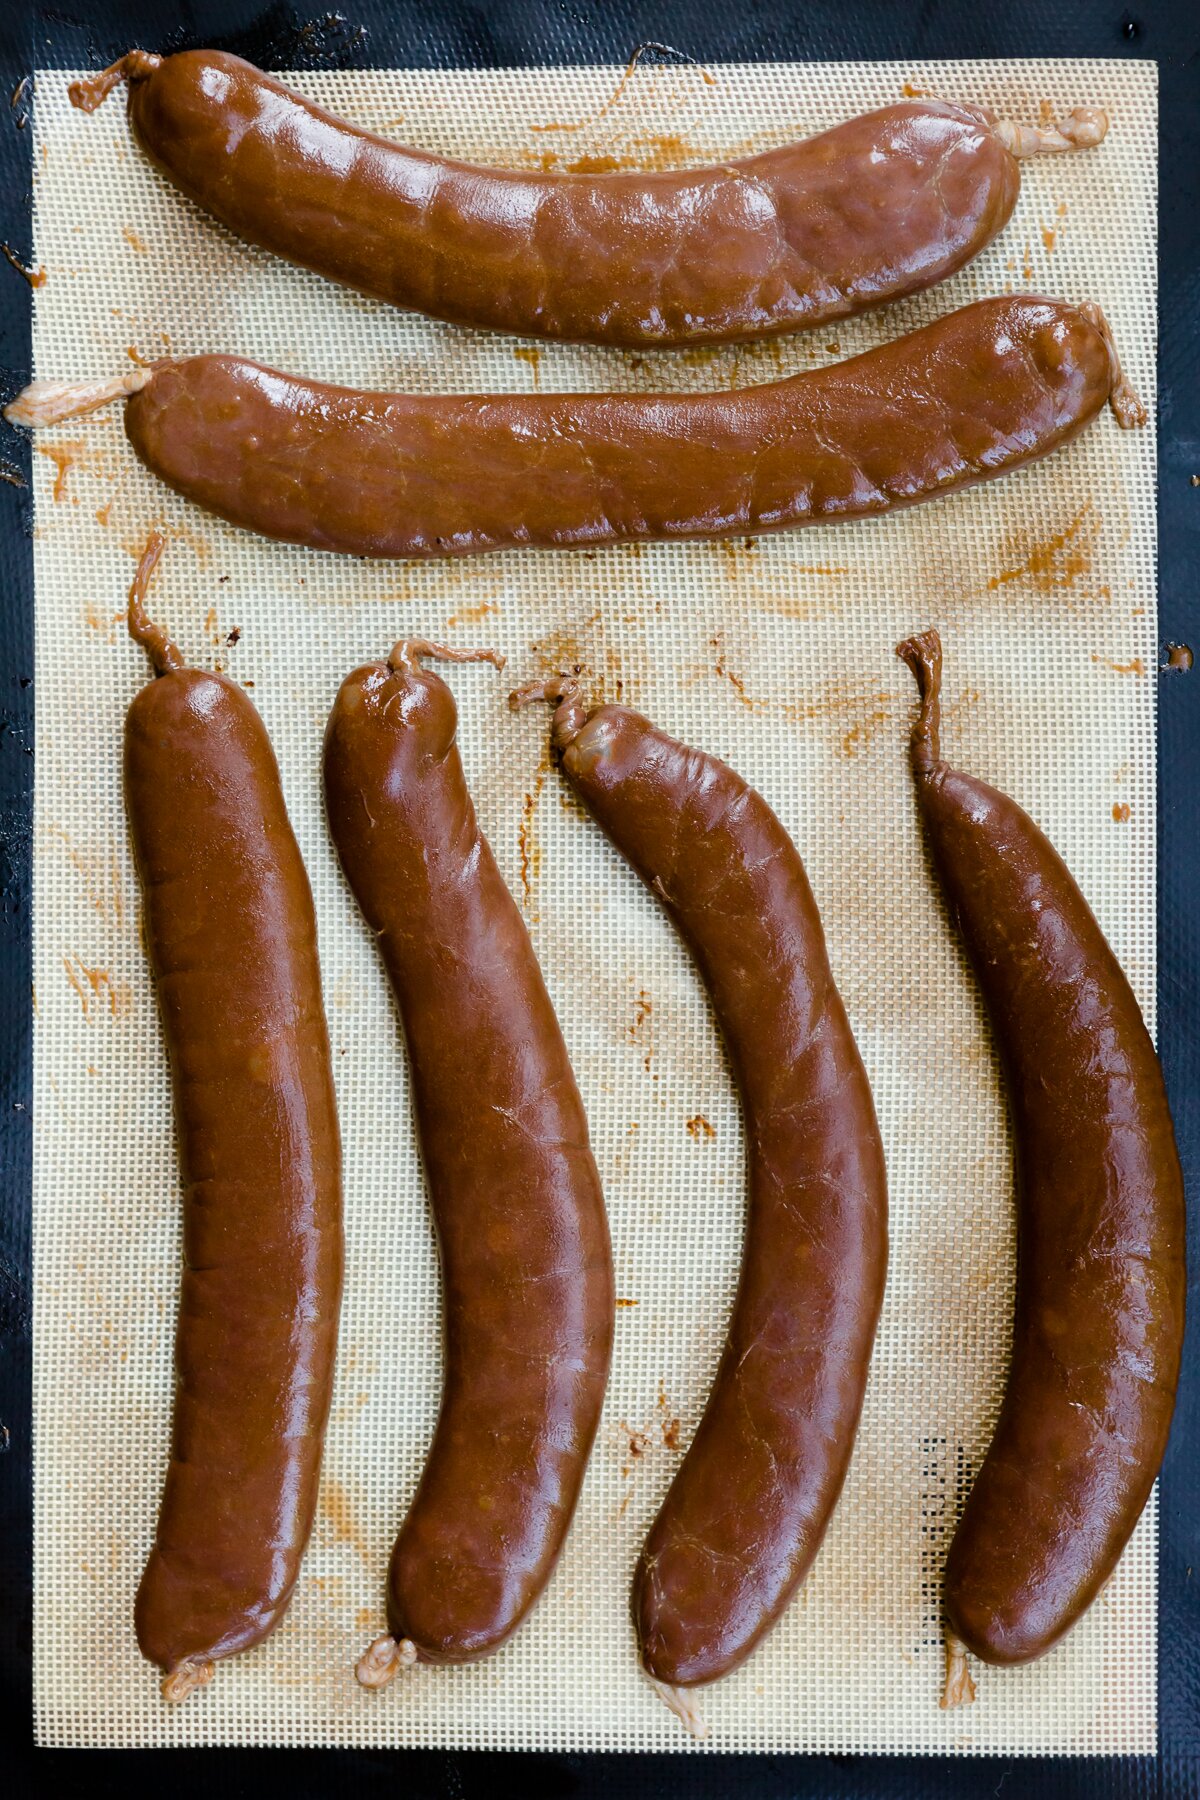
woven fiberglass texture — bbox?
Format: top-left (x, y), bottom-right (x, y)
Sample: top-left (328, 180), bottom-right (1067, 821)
top-left (30, 57), bottom-right (1158, 1753)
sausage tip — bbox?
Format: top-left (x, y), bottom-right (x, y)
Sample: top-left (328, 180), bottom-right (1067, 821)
top-left (127, 529), bottom-right (185, 675)
top-left (68, 49), bottom-right (161, 114)
top-left (895, 628), bottom-right (943, 773)
top-left (648, 1676), bottom-right (711, 1739)
top-left (4, 367), bottom-right (150, 428)
top-left (160, 1657), bottom-right (214, 1704)
top-left (355, 1633), bottom-right (418, 1690)
top-left (1077, 301), bottom-right (1147, 429)
top-left (508, 672), bottom-right (588, 750)
top-left (995, 105), bottom-right (1109, 157)
top-left (939, 1634), bottom-right (977, 1709)
top-left (387, 637), bottom-right (505, 675)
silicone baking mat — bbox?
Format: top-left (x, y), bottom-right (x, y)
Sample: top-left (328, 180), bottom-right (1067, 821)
top-left (29, 56), bottom-right (1157, 1752)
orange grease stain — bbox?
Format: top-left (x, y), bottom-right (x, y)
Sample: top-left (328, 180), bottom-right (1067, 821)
top-left (320, 1480), bottom-right (369, 1561)
top-left (987, 507), bottom-right (1099, 594)
top-left (513, 345), bottom-right (542, 389)
top-left (446, 599), bottom-right (498, 629)
top-left (38, 441), bottom-right (84, 502)
top-left (62, 954), bottom-right (130, 1019)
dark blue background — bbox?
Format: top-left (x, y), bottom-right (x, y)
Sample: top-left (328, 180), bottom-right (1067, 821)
top-left (0, 3), bottom-right (1195, 1793)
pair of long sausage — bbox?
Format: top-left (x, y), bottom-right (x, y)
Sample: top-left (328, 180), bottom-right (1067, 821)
top-left (70, 49), bottom-right (1106, 347)
top-left (125, 536), bottom-right (343, 1699)
top-left (896, 630), bottom-right (1185, 1704)
top-left (513, 675), bottom-right (888, 1734)
top-left (322, 642), bottom-right (614, 1682)
top-left (6, 297), bottom-right (1144, 560)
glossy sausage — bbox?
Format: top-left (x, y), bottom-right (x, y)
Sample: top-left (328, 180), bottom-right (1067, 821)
top-left (512, 674), bottom-right (887, 1732)
top-left (322, 641), bottom-right (613, 1683)
top-left (125, 534), bottom-right (343, 1701)
top-left (6, 298), bottom-right (1144, 560)
top-left (895, 630), bottom-right (1185, 1705)
top-left (68, 49), bottom-right (1107, 348)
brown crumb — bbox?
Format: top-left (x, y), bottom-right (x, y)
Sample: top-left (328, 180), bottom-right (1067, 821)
top-left (1112, 802), bottom-right (1131, 822)
top-left (686, 1113), bottom-right (716, 1141)
top-left (616, 1297), bottom-right (639, 1308)
top-left (226, 626), bottom-right (241, 645)
top-left (1163, 642), bottom-right (1193, 673)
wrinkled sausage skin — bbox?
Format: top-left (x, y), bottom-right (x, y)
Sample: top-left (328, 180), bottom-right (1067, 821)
top-left (898, 630), bottom-right (1185, 1668)
top-left (112, 50), bottom-right (1019, 346)
top-left (521, 689), bottom-right (887, 1688)
top-left (127, 633), bottom-right (343, 1692)
top-left (323, 649), bottom-right (614, 1663)
top-left (121, 298), bottom-right (1116, 560)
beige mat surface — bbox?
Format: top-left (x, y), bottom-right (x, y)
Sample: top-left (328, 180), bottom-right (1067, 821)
top-left (30, 55), bottom-right (1157, 1751)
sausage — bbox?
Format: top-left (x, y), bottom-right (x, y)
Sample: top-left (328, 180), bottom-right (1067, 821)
top-left (511, 674), bottom-right (887, 1731)
top-left (124, 533), bottom-right (343, 1701)
top-left (322, 640), bottom-right (613, 1682)
top-left (67, 49), bottom-right (1108, 348)
top-left (5, 298), bottom-right (1144, 560)
top-left (895, 630), bottom-right (1185, 1704)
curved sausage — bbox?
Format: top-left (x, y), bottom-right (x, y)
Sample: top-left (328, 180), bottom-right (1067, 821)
top-left (68, 49), bottom-right (1107, 348)
top-left (512, 675), bottom-right (887, 1728)
top-left (322, 640), bottom-right (613, 1682)
top-left (895, 630), bottom-right (1185, 1703)
top-left (124, 534), bottom-right (343, 1700)
top-left (5, 298), bottom-right (1143, 560)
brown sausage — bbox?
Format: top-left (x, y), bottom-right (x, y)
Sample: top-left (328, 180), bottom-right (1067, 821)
top-left (895, 630), bottom-right (1185, 1700)
top-left (4, 298), bottom-right (1144, 560)
top-left (124, 535), bottom-right (343, 1701)
top-left (67, 49), bottom-right (1107, 348)
top-left (322, 641), bottom-right (613, 1683)
top-left (512, 675), bottom-right (887, 1722)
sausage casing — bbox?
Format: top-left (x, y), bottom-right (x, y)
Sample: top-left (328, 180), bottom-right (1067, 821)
top-left (323, 647), bottom-right (613, 1665)
top-left (116, 298), bottom-right (1122, 560)
top-left (79, 50), bottom-right (1030, 346)
top-left (897, 630), bottom-right (1185, 1670)
top-left (518, 684), bottom-right (887, 1688)
top-left (126, 546), bottom-right (343, 1696)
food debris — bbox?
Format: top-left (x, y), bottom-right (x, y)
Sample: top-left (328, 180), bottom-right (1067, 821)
top-left (686, 1113), bottom-right (716, 1140)
top-left (628, 989), bottom-right (654, 1072)
top-left (1163, 642), bottom-right (1193, 673)
top-left (2, 242), bottom-right (44, 285)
